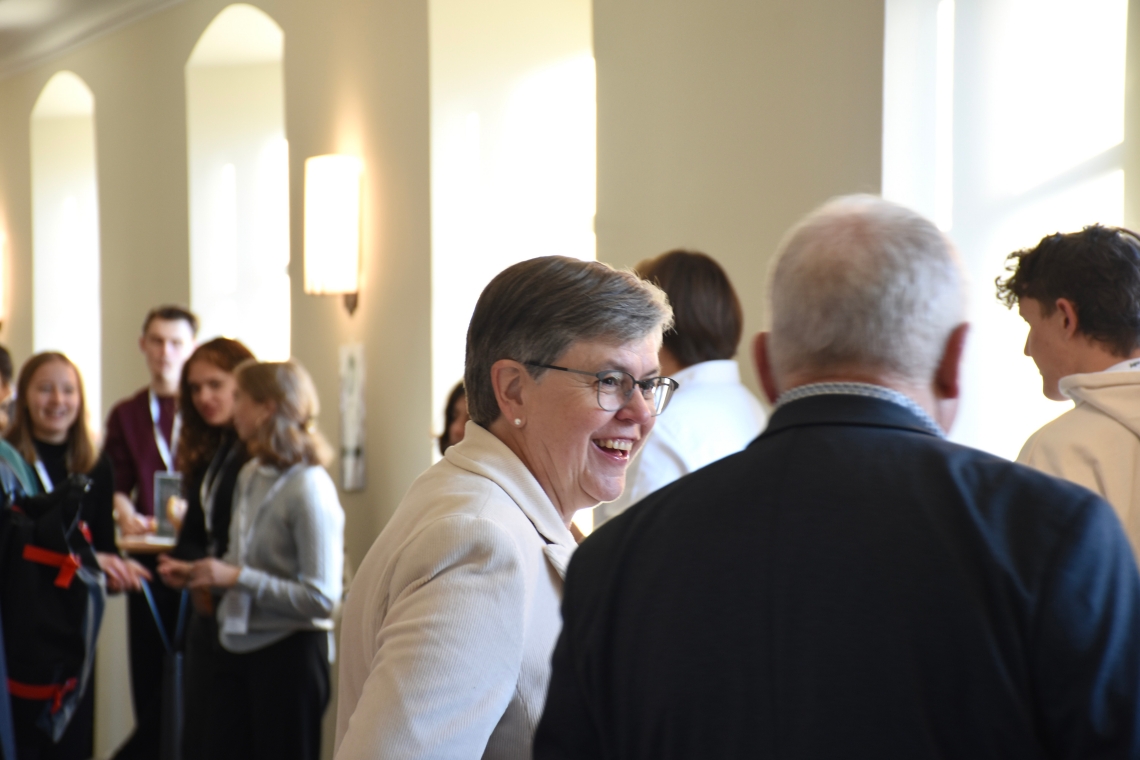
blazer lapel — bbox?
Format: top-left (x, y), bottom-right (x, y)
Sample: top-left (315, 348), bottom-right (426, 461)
top-left (445, 423), bottom-right (578, 564)
top-left (543, 544), bottom-right (574, 579)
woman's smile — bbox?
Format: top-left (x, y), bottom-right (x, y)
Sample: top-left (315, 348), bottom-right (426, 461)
top-left (593, 437), bottom-right (635, 460)
top-left (501, 334), bottom-right (661, 516)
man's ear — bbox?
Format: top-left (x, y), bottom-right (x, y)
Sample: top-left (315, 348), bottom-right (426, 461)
top-left (753, 332), bottom-right (780, 405)
top-left (138, 334), bottom-right (147, 354)
top-left (934, 323), bottom-right (969, 401)
top-left (1054, 298), bottom-right (1080, 340)
top-left (490, 360), bottom-right (527, 421)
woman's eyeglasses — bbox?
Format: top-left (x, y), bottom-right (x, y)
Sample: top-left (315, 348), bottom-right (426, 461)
top-left (525, 363), bottom-right (679, 416)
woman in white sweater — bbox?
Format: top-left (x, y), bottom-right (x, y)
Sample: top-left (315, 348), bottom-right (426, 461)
top-left (183, 359), bottom-right (344, 760)
top-left (335, 256), bottom-right (676, 759)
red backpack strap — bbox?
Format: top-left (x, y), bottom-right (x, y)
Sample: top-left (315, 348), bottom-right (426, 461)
top-left (8, 678), bottom-right (78, 713)
top-left (22, 545), bottom-right (81, 588)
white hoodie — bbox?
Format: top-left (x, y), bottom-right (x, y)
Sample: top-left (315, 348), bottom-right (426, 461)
top-left (1018, 366), bottom-right (1140, 558)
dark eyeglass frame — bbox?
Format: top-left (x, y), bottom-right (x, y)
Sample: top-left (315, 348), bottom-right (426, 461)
top-left (525, 362), bottom-right (680, 416)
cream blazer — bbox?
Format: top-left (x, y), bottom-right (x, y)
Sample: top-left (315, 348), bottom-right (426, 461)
top-left (334, 422), bottom-right (577, 760)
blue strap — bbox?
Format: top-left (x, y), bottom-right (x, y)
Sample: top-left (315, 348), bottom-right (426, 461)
top-left (139, 578), bottom-right (171, 653)
top-left (174, 586), bottom-right (189, 644)
top-left (140, 578), bottom-right (190, 655)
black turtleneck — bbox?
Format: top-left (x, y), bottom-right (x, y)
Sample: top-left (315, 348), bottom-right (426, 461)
top-left (32, 438), bottom-right (116, 553)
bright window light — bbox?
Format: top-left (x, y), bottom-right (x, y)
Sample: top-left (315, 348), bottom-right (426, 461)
top-left (30, 70), bottom-right (102, 425)
top-left (186, 4), bottom-right (290, 360)
top-left (884, 0), bottom-right (1128, 460)
top-left (430, 0), bottom-right (595, 466)
top-left (934, 0), bottom-right (954, 231)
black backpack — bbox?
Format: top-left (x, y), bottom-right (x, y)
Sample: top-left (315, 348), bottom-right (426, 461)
top-left (0, 474), bottom-right (105, 743)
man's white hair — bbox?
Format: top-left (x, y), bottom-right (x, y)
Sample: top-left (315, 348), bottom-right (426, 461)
top-left (768, 195), bottom-right (966, 384)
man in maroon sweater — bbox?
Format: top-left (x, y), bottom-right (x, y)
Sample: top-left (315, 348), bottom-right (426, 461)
top-left (105, 305), bottom-right (197, 760)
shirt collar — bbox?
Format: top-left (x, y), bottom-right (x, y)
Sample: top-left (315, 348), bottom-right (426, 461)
top-left (775, 382), bottom-right (945, 438)
top-left (670, 359), bottom-right (742, 387)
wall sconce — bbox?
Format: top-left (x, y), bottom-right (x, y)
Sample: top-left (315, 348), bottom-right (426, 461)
top-left (0, 230), bottom-right (6, 332)
top-left (304, 154), bottom-right (363, 315)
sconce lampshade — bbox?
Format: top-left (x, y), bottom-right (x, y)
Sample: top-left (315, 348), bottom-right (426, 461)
top-left (0, 231), bottom-right (6, 323)
top-left (303, 154), bottom-right (363, 296)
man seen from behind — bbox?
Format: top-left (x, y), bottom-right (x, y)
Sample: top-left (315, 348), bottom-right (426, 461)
top-left (534, 196), bottom-right (1140, 759)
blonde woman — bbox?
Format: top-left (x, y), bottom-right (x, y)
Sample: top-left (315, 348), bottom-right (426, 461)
top-left (182, 360), bottom-right (344, 760)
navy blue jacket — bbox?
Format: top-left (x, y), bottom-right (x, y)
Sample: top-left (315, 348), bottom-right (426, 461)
top-left (535, 394), bottom-right (1140, 759)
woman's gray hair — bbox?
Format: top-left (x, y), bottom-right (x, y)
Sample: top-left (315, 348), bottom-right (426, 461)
top-left (465, 256), bottom-right (673, 426)
top-left (768, 195), bottom-right (966, 384)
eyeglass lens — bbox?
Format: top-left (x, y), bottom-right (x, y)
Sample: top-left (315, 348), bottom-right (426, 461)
top-left (596, 372), bottom-right (674, 416)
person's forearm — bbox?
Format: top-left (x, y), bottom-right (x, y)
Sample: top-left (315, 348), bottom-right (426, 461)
top-left (235, 566), bottom-right (337, 619)
top-left (114, 492), bottom-right (154, 534)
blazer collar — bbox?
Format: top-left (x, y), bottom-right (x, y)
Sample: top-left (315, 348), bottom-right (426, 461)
top-left (758, 393), bottom-right (942, 443)
top-left (444, 422), bottom-right (578, 553)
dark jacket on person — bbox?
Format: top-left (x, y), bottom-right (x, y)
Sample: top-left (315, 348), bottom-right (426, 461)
top-left (0, 457), bottom-right (24, 760)
top-left (535, 393), bottom-right (1140, 760)
top-left (32, 440), bottom-right (116, 553)
top-left (0, 600), bottom-right (15, 760)
top-left (173, 433), bottom-right (247, 561)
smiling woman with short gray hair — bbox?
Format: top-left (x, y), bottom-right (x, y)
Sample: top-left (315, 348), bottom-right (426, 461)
top-left (334, 255), bottom-right (674, 760)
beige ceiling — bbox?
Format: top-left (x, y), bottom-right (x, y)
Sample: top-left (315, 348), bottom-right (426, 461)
top-left (0, 0), bottom-right (185, 78)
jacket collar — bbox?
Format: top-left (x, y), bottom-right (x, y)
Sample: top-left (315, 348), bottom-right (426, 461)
top-left (444, 421), bottom-right (578, 553)
top-left (758, 392), bottom-right (942, 444)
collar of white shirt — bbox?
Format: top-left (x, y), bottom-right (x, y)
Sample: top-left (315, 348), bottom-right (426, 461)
top-left (668, 359), bottom-right (743, 388)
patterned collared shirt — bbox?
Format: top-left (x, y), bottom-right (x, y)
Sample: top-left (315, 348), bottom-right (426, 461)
top-left (774, 381), bottom-right (945, 438)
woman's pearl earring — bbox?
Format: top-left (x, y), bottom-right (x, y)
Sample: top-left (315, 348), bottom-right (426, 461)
top-left (514, 418), bottom-right (522, 427)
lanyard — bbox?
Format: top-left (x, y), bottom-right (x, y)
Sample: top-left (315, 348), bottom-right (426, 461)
top-left (33, 459), bottom-right (53, 493)
top-left (148, 390), bottom-right (181, 473)
top-left (235, 462), bottom-right (304, 564)
top-left (199, 442), bottom-right (239, 534)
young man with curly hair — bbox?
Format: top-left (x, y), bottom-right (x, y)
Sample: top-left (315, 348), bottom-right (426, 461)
top-left (997, 225), bottom-right (1140, 555)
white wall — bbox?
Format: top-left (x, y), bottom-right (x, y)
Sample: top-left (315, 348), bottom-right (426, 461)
top-left (592, 0), bottom-right (886, 396)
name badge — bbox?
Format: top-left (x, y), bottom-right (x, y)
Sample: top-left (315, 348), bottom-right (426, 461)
top-left (220, 590), bottom-right (251, 635)
top-left (153, 471), bottom-right (184, 539)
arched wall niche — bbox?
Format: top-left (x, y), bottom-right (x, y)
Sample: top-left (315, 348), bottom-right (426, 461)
top-left (30, 70), bottom-right (103, 424)
top-left (186, 4), bottom-right (290, 360)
